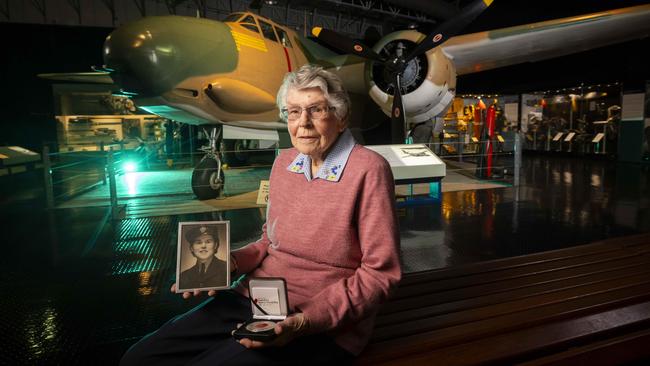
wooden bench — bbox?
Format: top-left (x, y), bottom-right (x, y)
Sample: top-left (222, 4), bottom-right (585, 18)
top-left (358, 233), bottom-right (650, 365)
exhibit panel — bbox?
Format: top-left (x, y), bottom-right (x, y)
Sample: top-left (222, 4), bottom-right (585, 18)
top-left (365, 144), bottom-right (446, 182)
top-left (618, 92), bottom-right (646, 162)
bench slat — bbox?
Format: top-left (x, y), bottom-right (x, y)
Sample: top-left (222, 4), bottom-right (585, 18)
top-left (385, 253), bottom-right (650, 313)
top-left (372, 276), bottom-right (650, 341)
top-left (397, 245), bottom-right (650, 295)
top-left (364, 302), bottom-right (650, 366)
top-left (516, 327), bottom-right (650, 366)
top-left (378, 261), bottom-right (650, 326)
top-left (400, 233), bottom-right (650, 286)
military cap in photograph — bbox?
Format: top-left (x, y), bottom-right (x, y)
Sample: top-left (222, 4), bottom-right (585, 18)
top-left (185, 225), bottom-right (219, 244)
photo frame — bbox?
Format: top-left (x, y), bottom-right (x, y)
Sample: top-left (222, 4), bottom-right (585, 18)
top-left (176, 221), bottom-right (230, 292)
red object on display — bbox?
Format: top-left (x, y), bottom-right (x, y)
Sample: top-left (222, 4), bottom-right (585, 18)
top-left (486, 105), bottom-right (496, 178)
top-left (474, 107), bottom-right (481, 122)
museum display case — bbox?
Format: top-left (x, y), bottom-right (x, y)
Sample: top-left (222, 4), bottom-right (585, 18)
top-left (440, 95), bottom-right (519, 157)
top-left (521, 83), bottom-right (622, 155)
top-left (51, 84), bottom-right (166, 152)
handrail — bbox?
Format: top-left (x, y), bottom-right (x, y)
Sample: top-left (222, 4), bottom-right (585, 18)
top-left (39, 131), bottom-right (523, 211)
top-left (49, 157), bottom-right (105, 171)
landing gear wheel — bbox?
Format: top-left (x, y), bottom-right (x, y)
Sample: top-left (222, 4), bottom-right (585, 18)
top-left (191, 156), bottom-right (224, 200)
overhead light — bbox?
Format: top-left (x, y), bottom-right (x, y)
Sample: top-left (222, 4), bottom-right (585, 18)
top-left (264, 0), bottom-right (277, 4)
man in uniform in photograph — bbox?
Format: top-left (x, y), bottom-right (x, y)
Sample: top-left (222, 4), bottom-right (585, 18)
top-left (179, 225), bottom-right (228, 290)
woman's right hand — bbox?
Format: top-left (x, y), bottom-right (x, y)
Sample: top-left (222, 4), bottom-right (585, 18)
top-left (170, 283), bottom-right (217, 299)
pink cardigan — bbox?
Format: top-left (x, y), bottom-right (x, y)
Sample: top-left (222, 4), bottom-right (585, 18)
top-left (232, 144), bottom-right (401, 355)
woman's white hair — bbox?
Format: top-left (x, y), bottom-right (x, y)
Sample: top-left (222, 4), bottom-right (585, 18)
top-left (276, 64), bottom-right (351, 125)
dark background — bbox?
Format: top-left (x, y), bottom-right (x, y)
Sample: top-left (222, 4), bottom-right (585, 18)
top-left (1, 0), bottom-right (649, 151)
top-left (0, 23), bottom-right (111, 150)
top-left (459, 0), bottom-right (650, 94)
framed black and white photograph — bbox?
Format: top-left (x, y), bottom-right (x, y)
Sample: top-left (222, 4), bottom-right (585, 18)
top-left (176, 221), bottom-right (230, 292)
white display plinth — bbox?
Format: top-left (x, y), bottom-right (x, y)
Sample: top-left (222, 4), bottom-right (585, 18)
top-left (365, 144), bottom-right (446, 183)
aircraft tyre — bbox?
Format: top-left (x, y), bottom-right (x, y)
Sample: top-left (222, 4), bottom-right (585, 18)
top-left (191, 156), bottom-right (224, 200)
top-left (222, 139), bottom-right (249, 167)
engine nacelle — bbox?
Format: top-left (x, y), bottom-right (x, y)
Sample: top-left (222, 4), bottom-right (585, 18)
top-left (365, 30), bottom-right (457, 123)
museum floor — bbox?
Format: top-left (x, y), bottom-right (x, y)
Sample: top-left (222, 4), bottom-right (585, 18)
top-left (1, 154), bottom-right (649, 365)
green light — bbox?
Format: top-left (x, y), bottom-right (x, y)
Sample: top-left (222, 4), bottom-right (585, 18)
top-left (123, 161), bottom-right (138, 172)
top-left (125, 172), bottom-right (138, 195)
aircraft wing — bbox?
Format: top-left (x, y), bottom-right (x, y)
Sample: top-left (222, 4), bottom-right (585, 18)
top-left (224, 120), bottom-right (287, 130)
top-left (37, 71), bottom-right (114, 84)
top-left (442, 4), bottom-right (650, 76)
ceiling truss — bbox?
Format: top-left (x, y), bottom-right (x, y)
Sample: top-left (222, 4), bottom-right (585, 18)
top-left (8, 0), bottom-right (458, 38)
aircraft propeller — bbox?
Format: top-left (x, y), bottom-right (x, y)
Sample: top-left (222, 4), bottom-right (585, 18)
top-left (312, 27), bottom-right (386, 63)
top-left (312, 0), bottom-right (493, 143)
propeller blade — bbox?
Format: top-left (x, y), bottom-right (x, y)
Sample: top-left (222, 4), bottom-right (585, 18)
top-left (390, 73), bottom-right (406, 144)
top-left (405, 0), bottom-right (493, 62)
top-left (312, 27), bottom-right (385, 62)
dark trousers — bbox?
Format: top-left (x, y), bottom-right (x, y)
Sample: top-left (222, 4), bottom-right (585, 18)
top-left (120, 290), bottom-right (354, 366)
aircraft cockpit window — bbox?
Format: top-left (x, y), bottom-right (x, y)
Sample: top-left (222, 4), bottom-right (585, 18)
top-left (259, 20), bottom-right (279, 43)
top-left (275, 27), bottom-right (292, 48)
top-left (239, 15), bottom-right (260, 33)
top-left (223, 13), bottom-right (243, 22)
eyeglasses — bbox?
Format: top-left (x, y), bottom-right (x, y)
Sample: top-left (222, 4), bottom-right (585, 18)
top-left (281, 104), bottom-right (335, 122)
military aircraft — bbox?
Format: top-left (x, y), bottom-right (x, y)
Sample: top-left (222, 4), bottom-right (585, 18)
top-left (40, 1), bottom-right (650, 199)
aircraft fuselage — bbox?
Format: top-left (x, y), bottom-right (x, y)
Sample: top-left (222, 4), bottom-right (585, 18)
top-left (104, 13), bottom-right (311, 129)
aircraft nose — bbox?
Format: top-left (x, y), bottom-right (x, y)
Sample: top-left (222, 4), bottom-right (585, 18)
top-left (104, 16), bottom-right (238, 95)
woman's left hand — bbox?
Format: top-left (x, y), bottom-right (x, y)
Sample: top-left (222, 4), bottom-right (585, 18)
top-left (238, 313), bottom-right (310, 349)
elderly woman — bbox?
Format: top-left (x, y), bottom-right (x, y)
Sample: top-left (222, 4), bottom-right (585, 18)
top-left (120, 64), bottom-right (401, 365)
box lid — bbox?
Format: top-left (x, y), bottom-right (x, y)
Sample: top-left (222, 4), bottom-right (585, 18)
top-left (249, 278), bottom-right (288, 321)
